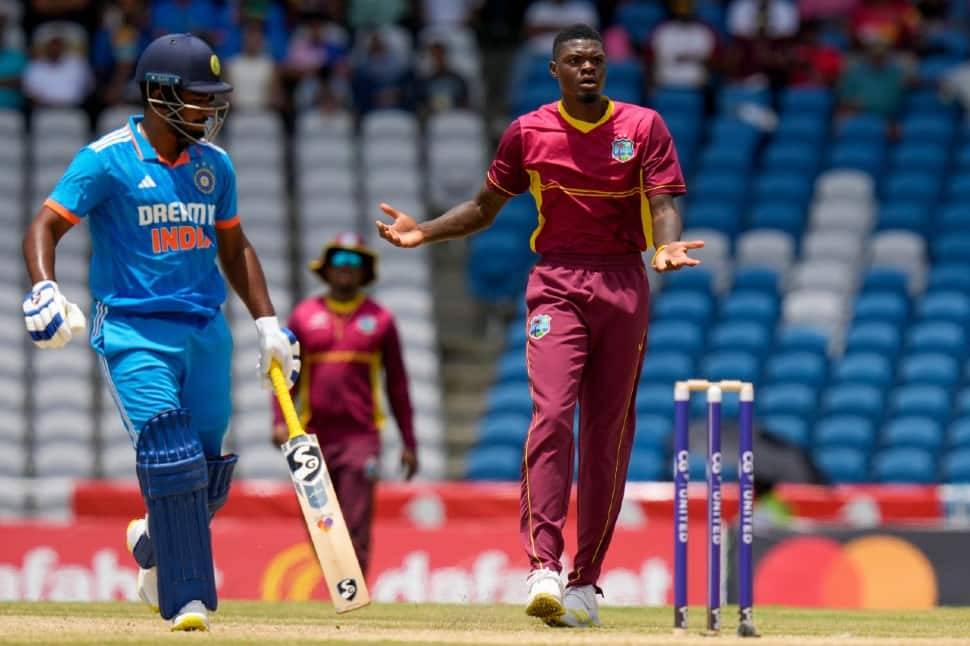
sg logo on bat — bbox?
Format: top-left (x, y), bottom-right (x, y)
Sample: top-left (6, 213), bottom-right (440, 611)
top-left (337, 578), bottom-right (359, 601)
top-left (287, 443), bottom-right (322, 481)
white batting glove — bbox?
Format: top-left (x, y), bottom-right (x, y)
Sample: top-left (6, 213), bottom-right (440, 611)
top-left (22, 280), bottom-right (86, 349)
top-left (255, 316), bottom-right (301, 390)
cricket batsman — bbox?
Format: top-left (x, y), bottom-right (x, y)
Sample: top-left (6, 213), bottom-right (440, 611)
top-left (21, 33), bottom-right (300, 631)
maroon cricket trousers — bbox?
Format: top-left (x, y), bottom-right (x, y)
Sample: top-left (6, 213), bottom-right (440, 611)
top-left (519, 252), bottom-right (650, 589)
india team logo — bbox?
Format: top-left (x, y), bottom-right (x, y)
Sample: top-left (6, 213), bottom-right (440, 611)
top-left (611, 137), bottom-right (635, 163)
top-left (528, 313), bottom-right (551, 340)
top-left (194, 166), bottom-right (216, 194)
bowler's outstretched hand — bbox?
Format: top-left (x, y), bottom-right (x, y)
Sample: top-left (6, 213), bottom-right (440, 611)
top-left (376, 203), bottom-right (426, 248)
top-left (652, 240), bottom-right (705, 272)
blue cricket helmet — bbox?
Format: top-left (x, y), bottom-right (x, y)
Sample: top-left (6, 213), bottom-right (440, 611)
top-left (135, 33), bottom-right (232, 94)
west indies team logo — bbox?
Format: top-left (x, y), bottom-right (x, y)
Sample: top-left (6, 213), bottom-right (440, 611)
top-left (356, 315), bottom-right (377, 335)
top-left (528, 313), bottom-right (551, 340)
top-left (611, 136), bottom-right (635, 163)
top-left (194, 161), bottom-right (216, 194)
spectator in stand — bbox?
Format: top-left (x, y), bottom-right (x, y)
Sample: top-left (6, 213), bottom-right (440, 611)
top-left (226, 18), bottom-right (281, 111)
top-left (416, 40), bottom-right (469, 116)
top-left (725, 0), bottom-right (799, 89)
top-left (283, 10), bottom-right (350, 114)
top-left (850, 0), bottom-right (921, 51)
top-left (837, 33), bottom-right (907, 120)
top-left (0, 1), bottom-right (26, 110)
top-left (24, 0), bottom-right (95, 36)
top-left (418, 0), bottom-right (483, 28)
top-left (149, 0), bottom-right (224, 50)
top-left (351, 29), bottom-right (413, 114)
top-left (346, 0), bottom-right (411, 30)
top-left (23, 22), bottom-right (92, 108)
top-left (644, 0), bottom-right (720, 90)
top-left (523, 0), bottom-right (599, 54)
top-left (91, 0), bottom-right (150, 108)
top-left (788, 19), bottom-right (844, 87)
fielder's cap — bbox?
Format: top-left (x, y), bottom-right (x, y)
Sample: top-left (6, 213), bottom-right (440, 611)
top-left (135, 33), bottom-right (233, 94)
top-left (309, 232), bottom-right (378, 286)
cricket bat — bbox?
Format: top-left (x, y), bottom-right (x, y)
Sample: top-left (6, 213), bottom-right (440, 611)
top-left (269, 360), bottom-right (371, 613)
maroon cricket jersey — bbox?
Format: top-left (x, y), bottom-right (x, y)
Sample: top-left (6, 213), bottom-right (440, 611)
top-left (271, 295), bottom-right (416, 450)
top-left (487, 99), bottom-right (686, 255)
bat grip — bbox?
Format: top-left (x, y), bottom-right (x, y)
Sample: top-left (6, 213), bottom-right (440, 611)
top-left (270, 359), bottom-right (304, 441)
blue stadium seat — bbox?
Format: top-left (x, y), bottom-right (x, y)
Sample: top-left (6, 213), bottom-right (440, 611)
top-left (466, 446), bottom-right (522, 481)
top-left (820, 384), bottom-right (885, 422)
top-left (881, 416), bottom-right (944, 453)
top-left (505, 318), bottom-right (528, 349)
top-left (876, 202), bottom-right (930, 235)
top-left (942, 448), bottom-right (970, 483)
top-left (832, 353), bottom-right (894, 389)
top-left (844, 321), bottom-right (902, 356)
top-left (898, 353), bottom-right (959, 388)
top-left (836, 114), bottom-right (889, 142)
top-left (871, 447), bottom-right (936, 483)
top-left (890, 143), bottom-right (949, 172)
top-left (917, 291), bottom-right (970, 326)
top-left (717, 84), bottom-right (771, 115)
top-left (927, 263), bottom-right (970, 293)
top-left (815, 415), bottom-right (877, 451)
top-left (933, 233), bottom-right (970, 263)
top-left (948, 172), bottom-right (970, 200)
top-left (957, 144), bottom-right (970, 170)
top-left (708, 117), bottom-right (762, 149)
top-left (761, 142), bottom-right (821, 174)
top-left (779, 86), bottom-right (834, 116)
top-left (637, 384), bottom-right (673, 417)
top-left (701, 351), bottom-right (760, 383)
top-left (827, 142), bottom-right (885, 175)
top-left (758, 383), bottom-right (817, 418)
top-left (882, 171), bottom-right (942, 204)
top-left (852, 291), bottom-right (908, 326)
top-left (731, 266), bottom-right (779, 294)
top-left (708, 321), bottom-right (772, 357)
top-left (900, 114), bottom-right (956, 143)
top-left (647, 320), bottom-right (704, 358)
top-left (775, 326), bottom-right (829, 357)
top-left (684, 202), bottom-right (742, 236)
top-left (627, 448), bottom-right (667, 482)
top-left (765, 352), bottom-right (827, 389)
top-left (939, 202), bottom-right (970, 234)
top-left (653, 291), bottom-right (714, 326)
top-left (690, 170), bottom-right (749, 204)
top-left (919, 54), bottom-right (965, 83)
top-left (761, 415), bottom-right (810, 448)
top-left (813, 446), bottom-right (869, 484)
top-left (747, 201), bottom-right (806, 238)
top-left (697, 145), bottom-right (755, 172)
top-left (889, 385), bottom-right (951, 422)
top-left (485, 383), bottom-right (533, 417)
top-left (616, 1), bottom-right (667, 43)
top-left (949, 417), bottom-right (970, 449)
top-left (499, 194), bottom-right (539, 236)
top-left (640, 351), bottom-right (694, 385)
top-left (753, 172), bottom-right (814, 205)
top-left (649, 88), bottom-right (705, 119)
top-left (905, 321), bottom-right (966, 354)
top-left (634, 414), bottom-right (674, 450)
top-left (495, 351), bottom-right (528, 384)
top-left (468, 230), bottom-right (534, 301)
top-left (774, 113), bottom-right (828, 142)
top-left (662, 266), bottom-right (716, 295)
top-left (720, 290), bottom-right (780, 325)
top-left (477, 412), bottom-right (530, 449)
top-left (860, 268), bottom-right (910, 296)
top-left (605, 61), bottom-right (644, 105)
top-left (955, 387), bottom-right (970, 417)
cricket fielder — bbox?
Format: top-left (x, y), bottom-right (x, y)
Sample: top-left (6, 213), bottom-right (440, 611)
top-left (21, 33), bottom-right (300, 631)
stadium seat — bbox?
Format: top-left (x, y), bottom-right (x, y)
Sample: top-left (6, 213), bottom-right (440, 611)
top-left (775, 326), bottom-right (829, 357)
top-left (649, 88), bottom-right (705, 119)
top-left (731, 266), bottom-right (779, 294)
top-left (640, 351), bottom-right (695, 385)
top-left (900, 113), bottom-right (956, 143)
top-left (466, 446), bottom-right (522, 481)
top-left (820, 384), bottom-right (885, 422)
top-left (890, 143), bottom-right (949, 173)
top-left (832, 353), bottom-right (894, 389)
top-left (753, 171), bottom-right (815, 205)
top-left (697, 145), bottom-right (754, 172)
top-left (859, 268), bottom-right (910, 295)
top-left (638, 384), bottom-right (674, 418)
top-left (782, 290), bottom-right (845, 337)
top-left (827, 142), bottom-right (885, 176)
top-left (881, 416), bottom-right (944, 453)
top-left (801, 230), bottom-right (865, 264)
top-left (720, 291), bottom-right (780, 325)
top-left (764, 352), bottom-right (827, 389)
top-left (813, 446), bottom-right (869, 484)
top-left (634, 414), bottom-right (674, 450)
top-left (955, 387), bottom-right (970, 417)
top-left (917, 291), bottom-right (970, 326)
top-left (876, 202), bottom-right (930, 235)
top-left (836, 114), bottom-right (889, 142)
top-left (949, 417), bottom-right (970, 449)
top-left (647, 320), bottom-right (704, 357)
top-left (684, 202), bottom-right (742, 237)
top-left (882, 171), bottom-right (942, 205)
top-left (761, 415), bottom-right (810, 448)
top-left (662, 266), bottom-right (716, 295)
top-left (735, 229), bottom-right (795, 272)
top-left (779, 86), bottom-right (834, 116)
top-left (814, 169), bottom-right (875, 203)
top-left (627, 449), bottom-right (667, 482)
top-left (762, 141), bottom-right (821, 174)
top-left (708, 321), bottom-right (772, 357)
top-left (615, 1), bottom-right (667, 42)
top-left (844, 321), bottom-right (901, 356)
top-left (871, 447), bottom-right (936, 483)
top-left (701, 351), bottom-right (760, 383)
top-left (808, 199), bottom-right (875, 235)
top-left (942, 448), bottom-right (970, 482)
top-left (898, 353), bottom-right (959, 388)
top-left (934, 233), bottom-right (970, 263)
top-left (484, 383), bottom-right (533, 418)
top-left (690, 170), bottom-right (748, 204)
top-left (708, 117), bottom-right (762, 150)
top-left (852, 291), bottom-right (908, 326)
top-left (495, 352), bottom-right (528, 384)
top-left (774, 114), bottom-right (828, 143)
top-left (789, 260), bottom-right (857, 296)
top-left (939, 202), bottom-right (970, 234)
top-left (814, 415), bottom-right (877, 451)
top-left (905, 321), bottom-right (966, 355)
top-left (747, 201), bottom-right (807, 238)
top-left (889, 385), bottom-right (951, 422)
top-left (758, 383), bottom-right (817, 419)
top-left (653, 291), bottom-right (714, 326)
top-left (477, 413), bottom-right (530, 449)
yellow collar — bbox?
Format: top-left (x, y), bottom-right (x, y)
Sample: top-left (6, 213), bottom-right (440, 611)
top-left (326, 294), bottom-right (364, 314)
top-left (557, 98), bottom-right (614, 134)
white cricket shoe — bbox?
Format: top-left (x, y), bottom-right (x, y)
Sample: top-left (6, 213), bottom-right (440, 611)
top-left (545, 584), bottom-right (600, 628)
top-left (125, 518), bottom-right (159, 612)
top-left (171, 600), bottom-right (209, 632)
top-left (525, 568), bottom-right (564, 619)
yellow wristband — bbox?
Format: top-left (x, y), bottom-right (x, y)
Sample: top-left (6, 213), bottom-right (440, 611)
top-left (650, 244), bottom-right (668, 267)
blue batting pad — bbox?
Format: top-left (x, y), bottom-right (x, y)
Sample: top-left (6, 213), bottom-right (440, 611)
top-left (136, 408), bottom-right (216, 619)
top-left (206, 454), bottom-right (238, 517)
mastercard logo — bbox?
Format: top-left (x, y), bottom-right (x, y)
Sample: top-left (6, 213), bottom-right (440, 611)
top-left (260, 542), bottom-right (325, 601)
top-left (756, 535), bottom-right (937, 609)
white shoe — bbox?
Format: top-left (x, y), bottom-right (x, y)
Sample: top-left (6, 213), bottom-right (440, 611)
top-left (525, 568), bottom-right (564, 619)
top-left (545, 584), bottom-right (600, 628)
top-left (126, 518), bottom-right (159, 612)
top-left (171, 600), bottom-right (209, 632)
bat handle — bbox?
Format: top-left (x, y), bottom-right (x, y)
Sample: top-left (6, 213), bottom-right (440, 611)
top-left (269, 359), bottom-right (304, 441)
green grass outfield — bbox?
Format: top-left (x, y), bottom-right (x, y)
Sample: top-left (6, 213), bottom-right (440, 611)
top-left (2, 602), bottom-right (970, 645)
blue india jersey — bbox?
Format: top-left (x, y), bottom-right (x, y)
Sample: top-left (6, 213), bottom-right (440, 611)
top-left (46, 115), bottom-right (239, 317)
